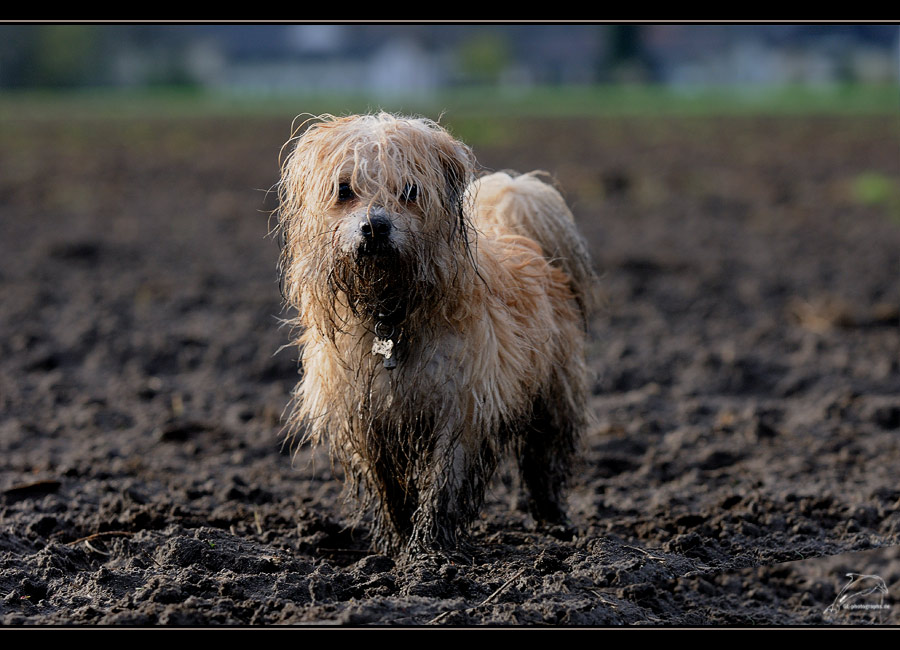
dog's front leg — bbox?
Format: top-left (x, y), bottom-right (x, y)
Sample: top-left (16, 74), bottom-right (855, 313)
top-left (405, 427), bottom-right (497, 555)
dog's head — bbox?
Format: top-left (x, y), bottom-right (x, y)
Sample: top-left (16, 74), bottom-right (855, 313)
top-left (277, 113), bottom-right (476, 329)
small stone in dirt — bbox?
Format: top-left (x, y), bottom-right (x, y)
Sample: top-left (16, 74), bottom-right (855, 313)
top-left (533, 549), bottom-right (564, 573)
top-left (2, 480), bottom-right (61, 502)
top-left (869, 404), bottom-right (900, 430)
top-left (353, 554), bottom-right (395, 575)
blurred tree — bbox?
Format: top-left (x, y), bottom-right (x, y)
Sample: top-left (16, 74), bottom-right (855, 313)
top-left (32, 25), bottom-right (102, 87)
top-left (0, 26), bottom-right (33, 87)
top-left (0, 25), bottom-right (203, 89)
top-left (0, 25), bottom-right (103, 88)
top-left (457, 31), bottom-right (511, 85)
top-left (604, 24), bottom-right (653, 83)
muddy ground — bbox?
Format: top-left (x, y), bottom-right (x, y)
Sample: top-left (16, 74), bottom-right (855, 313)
top-left (1, 109), bottom-right (898, 627)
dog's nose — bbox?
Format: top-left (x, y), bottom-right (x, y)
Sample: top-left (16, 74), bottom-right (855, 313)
top-left (359, 213), bottom-right (392, 239)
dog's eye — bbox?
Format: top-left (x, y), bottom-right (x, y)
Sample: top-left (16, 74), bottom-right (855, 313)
top-left (401, 183), bottom-right (418, 202)
top-left (337, 183), bottom-right (354, 202)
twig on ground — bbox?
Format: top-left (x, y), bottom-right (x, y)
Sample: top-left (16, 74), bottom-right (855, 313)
top-left (83, 540), bottom-right (110, 556)
top-left (589, 589), bottom-right (618, 609)
top-left (623, 545), bottom-right (666, 561)
top-left (428, 566), bottom-right (527, 625)
top-left (254, 509), bottom-right (263, 535)
top-left (66, 531), bottom-right (136, 546)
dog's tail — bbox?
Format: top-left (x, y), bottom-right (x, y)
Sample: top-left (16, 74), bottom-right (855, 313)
top-left (469, 171), bottom-right (598, 323)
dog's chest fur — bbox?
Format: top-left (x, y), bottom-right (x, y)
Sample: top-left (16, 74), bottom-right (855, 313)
top-left (301, 311), bottom-right (532, 446)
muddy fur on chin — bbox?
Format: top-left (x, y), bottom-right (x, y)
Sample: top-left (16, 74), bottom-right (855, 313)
top-left (276, 112), bottom-right (596, 556)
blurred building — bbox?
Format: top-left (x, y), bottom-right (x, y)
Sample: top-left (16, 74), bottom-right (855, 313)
top-left (177, 25), bottom-right (609, 96)
top-left (643, 24), bottom-right (899, 87)
top-left (0, 24), bottom-right (897, 92)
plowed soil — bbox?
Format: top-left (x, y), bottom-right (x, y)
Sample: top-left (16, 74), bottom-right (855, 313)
top-left (1, 111), bottom-right (898, 626)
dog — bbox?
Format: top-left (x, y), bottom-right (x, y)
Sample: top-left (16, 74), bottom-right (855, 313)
top-left (276, 112), bottom-right (595, 555)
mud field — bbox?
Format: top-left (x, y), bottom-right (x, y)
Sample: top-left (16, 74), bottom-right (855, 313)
top-left (1, 110), bottom-right (899, 627)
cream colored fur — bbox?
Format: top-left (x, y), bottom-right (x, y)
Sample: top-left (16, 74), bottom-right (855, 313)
top-left (276, 112), bottom-right (594, 555)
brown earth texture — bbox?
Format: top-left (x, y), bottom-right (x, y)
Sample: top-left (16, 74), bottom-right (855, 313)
top-left (1, 108), bottom-right (899, 627)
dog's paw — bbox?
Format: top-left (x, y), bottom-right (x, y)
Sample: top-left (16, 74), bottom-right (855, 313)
top-left (398, 546), bottom-right (473, 568)
top-left (531, 514), bottom-right (578, 542)
top-left (543, 521), bottom-right (577, 542)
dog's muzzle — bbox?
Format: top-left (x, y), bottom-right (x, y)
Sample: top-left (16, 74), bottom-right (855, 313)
top-left (357, 208), bottom-right (394, 256)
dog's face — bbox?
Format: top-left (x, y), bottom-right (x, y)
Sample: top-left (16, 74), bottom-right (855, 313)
top-left (325, 173), bottom-right (422, 261)
top-left (278, 113), bottom-right (476, 325)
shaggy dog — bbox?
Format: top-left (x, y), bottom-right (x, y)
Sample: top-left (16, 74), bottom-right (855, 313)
top-left (276, 112), bottom-right (595, 555)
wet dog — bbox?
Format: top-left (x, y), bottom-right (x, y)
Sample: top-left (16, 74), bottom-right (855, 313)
top-left (276, 112), bottom-right (594, 555)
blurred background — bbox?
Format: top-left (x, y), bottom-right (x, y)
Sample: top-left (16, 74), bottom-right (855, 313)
top-left (1, 24), bottom-right (898, 115)
top-left (2, 24), bottom-right (900, 626)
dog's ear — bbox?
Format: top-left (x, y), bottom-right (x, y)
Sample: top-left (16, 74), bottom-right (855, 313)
top-left (442, 144), bottom-right (468, 194)
top-left (438, 140), bottom-right (474, 229)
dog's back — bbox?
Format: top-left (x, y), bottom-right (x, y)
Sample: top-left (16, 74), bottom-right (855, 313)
top-left (469, 171), bottom-right (597, 322)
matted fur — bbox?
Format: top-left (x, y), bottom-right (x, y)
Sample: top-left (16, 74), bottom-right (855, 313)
top-left (276, 112), bottom-right (595, 555)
